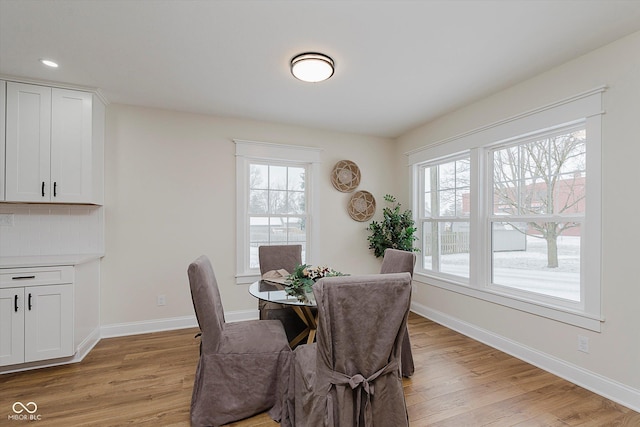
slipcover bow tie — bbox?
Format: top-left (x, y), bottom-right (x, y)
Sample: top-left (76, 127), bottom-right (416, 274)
top-left (328, 360), bottom-right (398, 427)
top-left (349, 374), bottom-right (372, 394)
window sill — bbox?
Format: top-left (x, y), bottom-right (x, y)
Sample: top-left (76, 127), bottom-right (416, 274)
top-left (414, 272), bottom-right (603, 332)
top-left (236, 273), bottom-right (260, 285)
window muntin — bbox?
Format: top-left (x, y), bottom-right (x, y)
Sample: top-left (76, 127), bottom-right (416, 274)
top-left (248, 162), bottom-right (308, 269)
top-left (489, 127), bottom-right (585, 303)
top-left (419, 157), bottom-right (471, 279)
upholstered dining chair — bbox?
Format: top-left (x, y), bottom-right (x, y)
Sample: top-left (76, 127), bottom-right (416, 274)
top-left (187, 255), bottom-right (292, 427)
top-left (380, 248), bottom-right (417, 377)
top-left (258, 244), bottom-right (307, 343)
top-left (289, 273), bottom-right (412, 427)
top-left (258, 244), bottom-right (303, 277)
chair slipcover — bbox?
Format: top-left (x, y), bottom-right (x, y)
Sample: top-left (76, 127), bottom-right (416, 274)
top-left (188, 255), bottom-right (292, 427)
top-left (289, 273), bottom-right (412, 427)
top-left (258, 245), bottom-right (307, 343)
top-left (259, 244), bottom-right (303, 276)
top-left (380, 248), bottom-right (417, 377)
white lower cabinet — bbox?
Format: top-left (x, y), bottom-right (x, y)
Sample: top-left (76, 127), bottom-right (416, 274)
top-left (0, 287), bottom-right (24, 365)
top-left (0, 268), bottom-right (74, 366)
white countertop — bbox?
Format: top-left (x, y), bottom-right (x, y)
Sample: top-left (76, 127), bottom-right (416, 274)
top-left (0, 254), bottom-right (104, 269)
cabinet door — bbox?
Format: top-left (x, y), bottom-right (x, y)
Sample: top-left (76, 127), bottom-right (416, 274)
top-left (0, 81), bottom-right (6, 201)
top-left (0, 288), bottom-right (25, 366)
top-left (24, 284), bottom-right (74, 363)
top-left (51, 89), bottom-right (93, 203)
top-left (5, 82), bottom-right (52, 202)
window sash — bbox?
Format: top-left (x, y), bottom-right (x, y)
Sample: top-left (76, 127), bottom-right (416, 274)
top-left (485, 124), bottom-right (586, 305)
top-left (418, 156), bottom-right (471, 281)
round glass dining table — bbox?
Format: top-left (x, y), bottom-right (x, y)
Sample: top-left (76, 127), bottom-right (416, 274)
top-left (249, 280), bottom-right (318, 347)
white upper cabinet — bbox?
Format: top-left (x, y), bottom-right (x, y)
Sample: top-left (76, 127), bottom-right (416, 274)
top-left (51, 88), bottom-right (93, 203)
top-left (4, 81), bottom-right (104, 204)
top-left (5, 82), bottom-right (51, 202)
top-left (0, 81), bottom-right (5, 201)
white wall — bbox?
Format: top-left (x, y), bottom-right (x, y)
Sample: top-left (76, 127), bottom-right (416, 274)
top-left (396, 31), bottom-right (640, 404)
top-left (102, 105), bottom-right (395, 325)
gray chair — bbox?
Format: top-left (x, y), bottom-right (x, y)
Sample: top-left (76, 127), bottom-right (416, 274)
top-left (288, 273), bottom-right (412, 427)
top-left (258, 245), bottom-right (307, 344)
top-left (380, 248), bottom-right (417, 377)
top-left (258, 244), bottom-right (303, 277)
top-left (187, 255), bottom-right (292, 427)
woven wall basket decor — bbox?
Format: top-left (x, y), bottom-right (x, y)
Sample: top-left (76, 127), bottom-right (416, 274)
top-left (348, 190), bottom-right (376, 222)
top-left (331, 160), bottom-right (361, 192)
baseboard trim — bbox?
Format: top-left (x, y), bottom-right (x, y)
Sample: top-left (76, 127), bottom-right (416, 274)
top-left (99, 309), bottom-right (258, 339)
top-left (75, 327), bottom-right (101, 362)
top-left (100, 315), bottom-right (199, 338)
top-left (410, 302), bottom-right (640, 413)
top-left (0, 327), bottom-right (101, 375)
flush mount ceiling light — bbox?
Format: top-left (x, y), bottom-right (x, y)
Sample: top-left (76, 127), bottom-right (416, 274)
top-left (290, 52), bottom-right (334, 83)
top-left (39, 58), bottom-right (59, 68)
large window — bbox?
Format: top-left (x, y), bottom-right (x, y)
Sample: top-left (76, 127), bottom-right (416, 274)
top-left (235, 140), bottom-right (321, 284)
top-left (418, 156), bottom-right (471, 279)
top-left (408, 88), bottom-right (603, 331)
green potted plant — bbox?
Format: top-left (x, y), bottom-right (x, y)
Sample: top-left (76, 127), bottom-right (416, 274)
top-left (284, 264), bottom-right (345, 303)
top-left (366, 194), bottom-right (418, 258)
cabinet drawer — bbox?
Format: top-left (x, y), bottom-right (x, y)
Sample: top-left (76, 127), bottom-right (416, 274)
top-left (0, 266), bottom-right (74, 288)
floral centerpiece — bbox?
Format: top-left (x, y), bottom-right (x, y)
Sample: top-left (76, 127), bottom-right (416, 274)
top-left (285, 264), bottom-right (345, 303)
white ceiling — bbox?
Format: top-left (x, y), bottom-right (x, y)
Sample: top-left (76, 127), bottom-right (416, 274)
top-left (2, 0), bottom-right (640, 138)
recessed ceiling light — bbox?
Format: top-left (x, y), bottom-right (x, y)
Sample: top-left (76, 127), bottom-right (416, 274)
top-left (290, 52), bottom-right (334, 83)
top-left (40, 59), bottom-right (59, 68)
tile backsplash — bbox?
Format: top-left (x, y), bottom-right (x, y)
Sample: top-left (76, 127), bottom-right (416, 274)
top-left (0, 204), bottom-right (104, 257)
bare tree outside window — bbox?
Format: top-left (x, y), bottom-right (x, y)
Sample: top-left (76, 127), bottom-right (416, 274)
top-left (492, 129), bottom-right (586, 269)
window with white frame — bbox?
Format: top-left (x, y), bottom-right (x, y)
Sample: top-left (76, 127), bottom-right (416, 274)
top-left (418, 156), bottom-right (471, 279)
top-left (235, 140), bottom-right (321, 284)
top-left (248, 162), bottom-right (307, 267)
top-left (407, 87), bottom-right (603, 331)
top-left (490, 126), bottom-right (585, 302)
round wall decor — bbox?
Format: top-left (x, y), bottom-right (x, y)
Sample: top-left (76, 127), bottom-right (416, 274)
top-left (331, 160), bottom-right (361, 192)
top-left (348, 191), bottom-right (376, 222)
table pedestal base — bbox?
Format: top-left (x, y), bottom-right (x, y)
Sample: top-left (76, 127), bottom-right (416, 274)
top-left (289, 306), bottom-right (317, 347)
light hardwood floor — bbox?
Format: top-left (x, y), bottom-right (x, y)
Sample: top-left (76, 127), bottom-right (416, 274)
top-left (1, 313), bottom-right (638, 426)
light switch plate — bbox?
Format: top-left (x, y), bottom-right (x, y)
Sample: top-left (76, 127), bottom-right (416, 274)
top-left (0, 213), bottom-right (14, 226)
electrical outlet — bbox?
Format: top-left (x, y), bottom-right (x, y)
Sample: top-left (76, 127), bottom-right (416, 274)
top-left (578, 335), bottom-right (589, 353)
top-left (0, 213), bottom-right (14, 226)
top-left (157, 295), bottom-right (166, 306)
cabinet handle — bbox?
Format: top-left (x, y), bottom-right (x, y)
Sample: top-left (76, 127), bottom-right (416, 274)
top-left (54, 181), bottom-right (57, 197)
top-left (42, 182), bottom-right (45, 197)
top-left (12, 275), bottom-right (36, 280)
top-left (14, 295), bottom-right (19, 312)
top-left (28, 293), bottom-right (33, 311)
